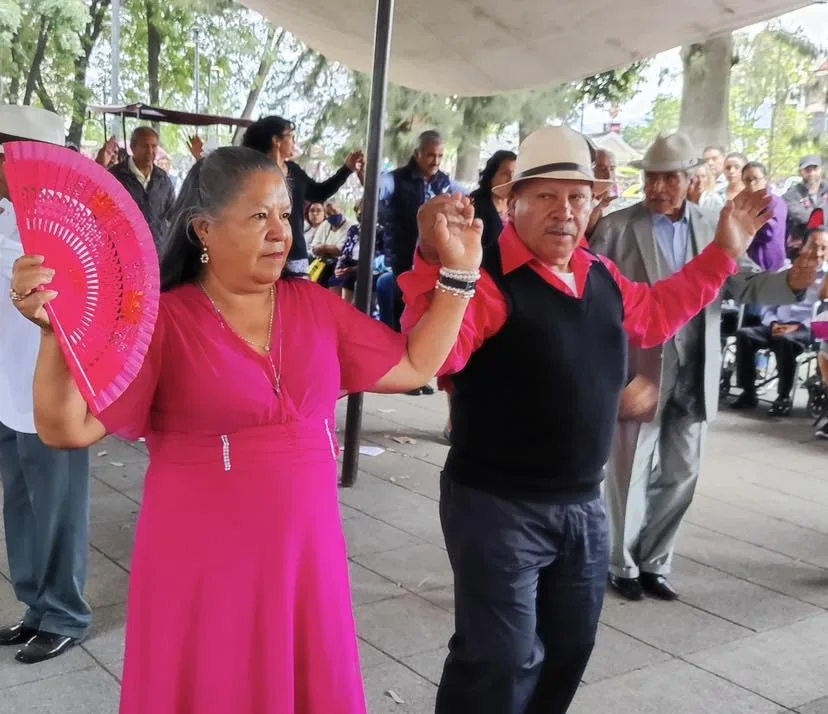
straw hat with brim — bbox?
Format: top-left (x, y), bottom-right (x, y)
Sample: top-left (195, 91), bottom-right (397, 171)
top-left (493, 125), bottom-right (613, 193)
top-left (0, 105), bottom-right (65, 153)
top-left (629, 132), bottom-right (703, 173)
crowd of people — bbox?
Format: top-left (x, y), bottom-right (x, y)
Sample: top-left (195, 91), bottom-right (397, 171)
top-left (0, 99), bottom-right (826, 714)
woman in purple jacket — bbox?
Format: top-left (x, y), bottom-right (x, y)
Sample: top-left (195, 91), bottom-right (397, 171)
top-left (742, 161), bottom-right (787, 271)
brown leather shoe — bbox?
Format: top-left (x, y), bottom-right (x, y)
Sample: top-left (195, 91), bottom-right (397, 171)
top-left (0, 621), bottom-right (38, 647)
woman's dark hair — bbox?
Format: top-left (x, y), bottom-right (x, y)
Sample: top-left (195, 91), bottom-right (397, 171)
top-left (304, 201), bottom-right (324, 224)
top-left (159, 146), bottom-right (289, 291)
top-left (242, 115), bottom-right (295, 155)
top-left (477, 150), bottom-right (517, 197)
top-left (726, 152), bottom-right (749, 164)
top-left (742, 160), bottom-right (767, 176)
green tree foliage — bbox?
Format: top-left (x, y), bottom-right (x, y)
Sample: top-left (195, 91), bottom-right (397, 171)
top-left (622, 94), bottom-right (681, 150)
top-left (729, 26), bottom-right (819, 177)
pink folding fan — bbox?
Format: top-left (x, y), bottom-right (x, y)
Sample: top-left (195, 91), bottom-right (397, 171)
top-left (3, 141), bottom-right (160, 414)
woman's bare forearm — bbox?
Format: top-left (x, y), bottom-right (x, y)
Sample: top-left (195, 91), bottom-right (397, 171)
top-left (34, 331), bottom-right (105, 447)
top-left (373, 290), bottom-right (468, 392)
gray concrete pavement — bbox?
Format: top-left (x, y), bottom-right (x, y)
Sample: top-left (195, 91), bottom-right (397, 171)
top-left (1, 391), bottom-right (827, 713)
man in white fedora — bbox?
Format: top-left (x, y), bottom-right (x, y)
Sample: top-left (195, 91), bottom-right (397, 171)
top-left (0, 105), bottom-right (92, 664)
top-left (589, 132), bottom-right (821, 603)
top-left (399, 125), bottom-right (820, 714)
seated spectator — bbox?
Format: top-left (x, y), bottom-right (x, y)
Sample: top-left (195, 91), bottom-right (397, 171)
top-left (732, 227), bottom-right (828, 416)
top-left (304, 202), bottom-right (326, 246)
top-left (308, 200), bottom-right (355, 286)
top-left (329, 200), bottom-right (387, 303)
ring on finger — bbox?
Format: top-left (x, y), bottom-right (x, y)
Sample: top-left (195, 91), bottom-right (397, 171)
top-left (9, 287), bottom-right (32, 302)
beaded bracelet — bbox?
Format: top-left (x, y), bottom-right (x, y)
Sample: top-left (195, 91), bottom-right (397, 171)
top-left (439, 266), bottom-right (481, 282)
top-left (436, 281), bottom-right (476, 299)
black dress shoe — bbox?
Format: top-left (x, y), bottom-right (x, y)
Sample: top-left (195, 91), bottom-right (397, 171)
top-left (608, 575), bottom-right (644, 601)
top-left (405, 387), bottom-right (423, 396)
top-left (420, 384), bottom-right (435, 395)
top-left (15, 632), bottom-right (80, 664)
top-left (640, 573), bottom-right (679, 601)
top-left (0, 621), bottom-right (38, 646)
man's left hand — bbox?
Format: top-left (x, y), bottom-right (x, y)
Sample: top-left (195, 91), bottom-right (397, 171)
top-left (714, 189), bottom-right (774, 260)
top-left (787, 232), bottom-right (825, 292)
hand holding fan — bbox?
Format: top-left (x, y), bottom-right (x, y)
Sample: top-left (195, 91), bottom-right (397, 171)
top-left (4, 141), bottom-right (160, 414)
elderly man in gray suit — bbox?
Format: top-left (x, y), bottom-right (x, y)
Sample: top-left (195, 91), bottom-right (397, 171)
top-left (589, 132), bottom-right (822, 602)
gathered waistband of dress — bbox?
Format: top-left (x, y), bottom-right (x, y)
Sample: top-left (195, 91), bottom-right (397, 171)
top-left (145, 419), bottom-right (340, 470)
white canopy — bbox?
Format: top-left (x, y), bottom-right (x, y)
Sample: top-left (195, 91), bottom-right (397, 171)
top-left (241, 0), bottom-right (811, 96)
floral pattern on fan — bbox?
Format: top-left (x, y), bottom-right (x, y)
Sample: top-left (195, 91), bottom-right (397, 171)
top-left (4, 141), bottom-right (160, 415)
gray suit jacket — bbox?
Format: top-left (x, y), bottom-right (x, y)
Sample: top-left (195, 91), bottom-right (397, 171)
top-left (589, 201), bottom-right (798, 421)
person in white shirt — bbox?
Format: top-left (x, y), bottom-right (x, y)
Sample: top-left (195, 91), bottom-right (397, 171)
top-left (0, 105), bottom-right (91, 665)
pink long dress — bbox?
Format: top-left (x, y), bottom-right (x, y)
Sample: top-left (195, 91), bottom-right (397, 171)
top-left (97, 279), bottom-right (406, 714)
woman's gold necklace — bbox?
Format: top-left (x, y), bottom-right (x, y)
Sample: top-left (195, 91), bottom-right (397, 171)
top-left (199, 283), bottom-right (283, 395)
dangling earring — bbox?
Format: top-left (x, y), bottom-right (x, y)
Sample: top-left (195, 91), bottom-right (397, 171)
top-left (200, 245), bottom-right (209, 264)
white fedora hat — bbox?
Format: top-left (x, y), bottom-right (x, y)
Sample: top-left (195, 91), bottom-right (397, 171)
top-left (629, 132), bottom-right (703, 172)
top-left (494, 125), bottom-right (612, 192)
top-left (0, 104), bottom-right (65, 149)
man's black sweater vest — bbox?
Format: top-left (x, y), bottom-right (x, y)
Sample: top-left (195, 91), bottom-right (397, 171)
top-left (446, 244), bottom-right (628, 503)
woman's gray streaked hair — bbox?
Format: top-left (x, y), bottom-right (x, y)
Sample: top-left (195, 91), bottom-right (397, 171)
top-left (159, 146), bottom-right (288, 291)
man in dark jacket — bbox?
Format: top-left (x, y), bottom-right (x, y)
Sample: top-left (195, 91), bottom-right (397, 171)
top-left (781, 155), bottom-right (828, 258)
top-left (109, 127), bottom-right (175, 253)
top-left (378, 131), bottom-right (464, 329)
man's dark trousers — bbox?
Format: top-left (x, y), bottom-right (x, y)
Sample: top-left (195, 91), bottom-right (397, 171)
top-left (436, 474), bottom-right (608, 714)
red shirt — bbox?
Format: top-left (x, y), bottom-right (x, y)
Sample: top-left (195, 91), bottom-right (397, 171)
top-left (398, 222), bottom-right (738, 377)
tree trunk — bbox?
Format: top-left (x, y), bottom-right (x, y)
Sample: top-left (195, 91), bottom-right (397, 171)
top-left (454, 101), bottom-right (483, 185)
top-left (66, 0), bottom-right (111, 146)
top-left (678, 34), bottom-right (734, 151)
top-left (231, 26), bottom-right (285, 145)
top-left (146, 0), bottom-right (162, 117)
top-left (23, 16), bottom-right (50, 105)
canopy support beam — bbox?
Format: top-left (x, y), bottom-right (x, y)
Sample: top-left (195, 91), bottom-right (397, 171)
top-left (340, 0), bottom-right (395, 488)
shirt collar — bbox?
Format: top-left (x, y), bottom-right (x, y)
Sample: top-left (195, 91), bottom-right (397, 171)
top-left (128, 157), bottom-right (152, 187)
top-left (498, 221), bottom-right (598, 275)
top-left (651, 201), bottom-right (689, 225)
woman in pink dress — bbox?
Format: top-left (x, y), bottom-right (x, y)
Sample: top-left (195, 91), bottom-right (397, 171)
top-left (11, 147), bottom-right (483, 714)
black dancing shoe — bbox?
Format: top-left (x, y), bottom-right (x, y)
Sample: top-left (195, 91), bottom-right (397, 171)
top-left (640, 573), bottom-right (679, 601)
top-left (608, 575), bottom-right (644, 601)
top-left (15, 632), bottom-right (81, 664)
top-left (0, 621), bottom-right (37, 647)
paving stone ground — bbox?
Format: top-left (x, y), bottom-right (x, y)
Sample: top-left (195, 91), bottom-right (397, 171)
top-left (1, 390), bottom-right (827, 713)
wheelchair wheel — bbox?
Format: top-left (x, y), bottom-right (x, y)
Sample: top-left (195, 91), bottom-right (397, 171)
top-left (806, 381), bottom-right (827, 420)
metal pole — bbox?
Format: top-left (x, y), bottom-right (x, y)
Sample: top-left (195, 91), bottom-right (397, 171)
top-left (111, 0), bottom-right (121, 139)
top-left (194, 29), bottom-right (201, 114)
top-left (340, 0), bottom-right (395, 488)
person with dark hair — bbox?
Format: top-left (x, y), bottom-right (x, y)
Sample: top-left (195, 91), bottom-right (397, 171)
top-left (109, 126), bottom-right (176, 252)
top-left (470, 150), bottom-right (517, 247)
top-left (741, 161), bottom-right (787, 272)
top-left (304, 201), bottom-right (326, 247)
top-left (242, 115), bottom-right (363, 275)
top-left (702, 144), bottom-right (727, 189)
top-left (722, 152), bottom-right (748, 201)
top-left (11, 145), bottom-right (484, 713)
